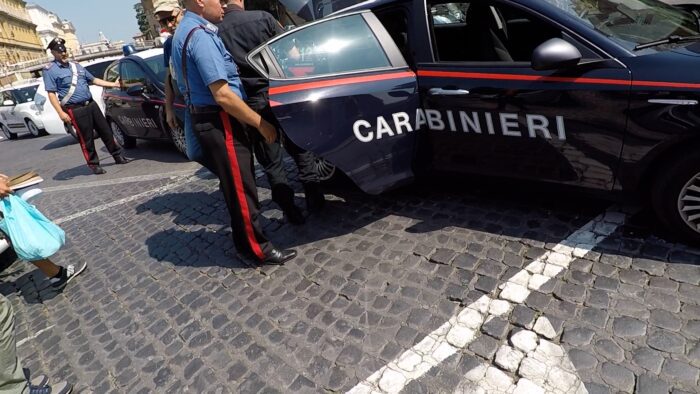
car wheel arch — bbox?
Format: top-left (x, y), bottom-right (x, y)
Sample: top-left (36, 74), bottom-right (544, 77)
top-left (637, 136), bottom-right (700, 199)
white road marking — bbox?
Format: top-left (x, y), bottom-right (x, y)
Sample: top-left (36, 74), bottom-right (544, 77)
top-left (42, 169), bottom-right (208, 193)
top-left (54, 177), bottom-right (197, 225)
top-left (17, 324), bottom-right (55, 347)
top-left (348, 207), bottom-right (629, 394)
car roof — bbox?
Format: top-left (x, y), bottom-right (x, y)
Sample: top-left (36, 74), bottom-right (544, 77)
top-left (80, 55), bottom-right (123, 67)
top-left (130, 48), bottom-right (163, 60)
top-left (1, 80), bottom-right (40, 91)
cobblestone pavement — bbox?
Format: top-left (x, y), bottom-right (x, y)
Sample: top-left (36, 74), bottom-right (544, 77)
top-left (1, 154), bottom-right (699, 393)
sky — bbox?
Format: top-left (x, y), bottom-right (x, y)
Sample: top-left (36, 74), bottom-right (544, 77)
top-left (29, 0), bottom-right (142, 44)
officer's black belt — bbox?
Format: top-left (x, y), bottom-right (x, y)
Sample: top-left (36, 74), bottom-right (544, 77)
top-left (190, 105), bottom-right (222, 114)
top-left (62, 99), bottom-right (94, 109)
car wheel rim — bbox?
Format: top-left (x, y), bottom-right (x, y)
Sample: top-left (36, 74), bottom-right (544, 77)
top-left (313, 157), bottom-right (336, 181)
top-left (111, 122), bottom-right (125, 146)
top-left (678, 171), bottom-right (700, 234)
top-left (171, 125), bottom-right (186, 154)
top-left (27, 121), bottom-right (39, 136)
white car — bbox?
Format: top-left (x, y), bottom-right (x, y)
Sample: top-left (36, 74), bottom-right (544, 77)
top-left (0, 55), bottom-right (121, 140)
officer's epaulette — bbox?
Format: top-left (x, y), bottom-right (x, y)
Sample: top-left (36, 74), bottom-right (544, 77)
top-left (44, 63), bottom-right (53, 70)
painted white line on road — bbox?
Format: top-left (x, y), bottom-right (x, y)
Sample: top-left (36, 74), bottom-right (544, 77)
top-left (348, 207), bottom-right (629, 394)
top-left (54, 177), bottom-right (197, 225)
top-left (17, 324), bottom-right (55, 347)
top-left (42, 169), bottom-right (210, 193)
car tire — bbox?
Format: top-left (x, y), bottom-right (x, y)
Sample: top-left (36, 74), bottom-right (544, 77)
top-left (651, 150), bottom-right (700, 243)
top-left (313, 157), bottom-right (337, 182)
top-left (25, 119), bottom-right (47, 137)
top-left (1, 124), bottom-right (17, 140)
top-left (110, 120), bottom-right (136, 148)
top-left (167, 121), bottom-right (188, 157)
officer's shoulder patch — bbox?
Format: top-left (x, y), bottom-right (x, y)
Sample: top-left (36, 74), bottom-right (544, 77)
top-left (44, 63), bottom-right (53, 70)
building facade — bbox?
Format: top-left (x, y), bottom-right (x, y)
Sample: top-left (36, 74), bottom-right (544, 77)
top-left (26, 3), bottom-right (81, 58)
top-left (140, 0), bottom-right (160, 40)
top-left (0, 0), bottom-right (44, 68)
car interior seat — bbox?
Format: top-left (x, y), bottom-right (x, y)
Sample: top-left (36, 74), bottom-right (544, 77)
top-left (462, 3), bottom-right (513, 61)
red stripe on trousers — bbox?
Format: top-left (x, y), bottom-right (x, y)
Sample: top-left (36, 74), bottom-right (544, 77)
top-left (219, 112), bottom-right (265, 261)
top-left (67, 109), bottom-right (91, 165)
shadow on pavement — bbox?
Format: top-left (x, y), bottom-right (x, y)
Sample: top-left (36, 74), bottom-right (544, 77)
top-left (41, 135), bottom-right (77, 150)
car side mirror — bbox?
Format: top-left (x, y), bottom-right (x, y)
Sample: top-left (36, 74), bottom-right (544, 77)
top-left (531, 38), bottom-right (582, 71)
top-left (126, 84), bottom-right (144, 97)
top-left (2, 100), bottom-right (15, 106)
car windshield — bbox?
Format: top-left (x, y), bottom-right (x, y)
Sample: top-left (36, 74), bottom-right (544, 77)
top-left (144, 55), bottom-right (166, 82)
top-left (10, 85), bottom-right (39, 104)
top-left (543, 0), bottom-right (700, 49)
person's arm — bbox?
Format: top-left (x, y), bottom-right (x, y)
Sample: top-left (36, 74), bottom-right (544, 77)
top-left (209, 80), bottom-right (276, 143)
top-left (165, 70), bottom-right (178, 130)
top-left (0, 174), bottom-right (11, 198)
top-left (47, 92), bottom-right (71, 123)
top-left (82, 64), bottom-right (120, 89)
top-left (91, 77), bottom-right (120, 89)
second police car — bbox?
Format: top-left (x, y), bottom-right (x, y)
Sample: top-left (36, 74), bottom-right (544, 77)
top-left (246, 0), bottom-right (700, 242)
top-left (102, 48), bottom-right (188, 156)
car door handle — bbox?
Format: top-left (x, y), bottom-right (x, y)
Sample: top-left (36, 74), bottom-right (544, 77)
top-left (429, 88), bottom-right (470, 96)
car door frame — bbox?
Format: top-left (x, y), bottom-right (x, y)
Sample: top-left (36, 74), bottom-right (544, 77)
top-left (247, 10), bottom-right (423, 194)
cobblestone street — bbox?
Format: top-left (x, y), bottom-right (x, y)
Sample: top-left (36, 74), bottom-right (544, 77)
top-left (1, 135), bottom-right (699, 393)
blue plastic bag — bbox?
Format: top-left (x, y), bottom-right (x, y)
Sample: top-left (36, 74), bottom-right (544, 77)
top-left (0, 194), bottom-right (65, 261)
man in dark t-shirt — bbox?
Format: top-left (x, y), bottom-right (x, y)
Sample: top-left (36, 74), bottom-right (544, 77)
top-left (218, 0), bottom-right (326, 216)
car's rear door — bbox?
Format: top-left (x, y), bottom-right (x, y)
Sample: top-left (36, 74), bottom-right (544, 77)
top-left (248, 11), bottom-right (420, 194)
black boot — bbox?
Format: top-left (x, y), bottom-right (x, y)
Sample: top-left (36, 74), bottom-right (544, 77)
top-left (114, 155), bottom-right (132, 164)
top-left (89, 165), bottom-right (106, 175)
top-left (304, 183), bottom-right (325, 212)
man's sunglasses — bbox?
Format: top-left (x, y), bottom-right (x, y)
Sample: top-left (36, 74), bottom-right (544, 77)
top-left (159, 10), bottom-right (181, 26)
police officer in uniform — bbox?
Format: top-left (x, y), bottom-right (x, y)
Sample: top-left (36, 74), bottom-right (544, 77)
top-left (218, 0), bottom-right (326, 217)
top-left (43, 37), bottom-right (131, 175)
top-left (172, 0), bottom-right (296, 265)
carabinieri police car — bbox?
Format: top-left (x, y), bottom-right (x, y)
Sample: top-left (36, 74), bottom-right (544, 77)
top-left (247, 0), bottom-right (700, 242)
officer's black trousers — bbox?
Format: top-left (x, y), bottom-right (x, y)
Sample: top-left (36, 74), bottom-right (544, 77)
top-left (192, 111), bottom-right (273, 261)
top-left (65, 101), bottom-right (122, 166)
top-left (247, 98), bottom-right (321, 205)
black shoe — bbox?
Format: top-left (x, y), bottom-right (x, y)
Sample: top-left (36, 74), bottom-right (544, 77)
top-left (282, 204), bottom-right (305, 225)
top-left (114, 155), bottom-right (131, 164)
top-left (29, 381), bottom-right (72, 394)
top-left (304, 183), bottom-right (325, 212)
top-left (261, 248), bottom-right (296, 265)
top-left (89, 165), bottom-right (106, 175)
top-left (49, 262), bottom-right (87, 289)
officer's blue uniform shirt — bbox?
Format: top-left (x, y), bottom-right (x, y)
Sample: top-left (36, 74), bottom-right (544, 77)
top-left (163, 36), bottom-right (173, 68)
top-left (172, 12), bottom-right (246, 107)
top-left (42, 60), bottom-right (95, 104)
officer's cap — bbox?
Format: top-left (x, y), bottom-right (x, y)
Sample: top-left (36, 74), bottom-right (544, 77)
top-left (47, 37), bottom-right (67, 52)
top-left (154, 0), bottom-right (180, 15)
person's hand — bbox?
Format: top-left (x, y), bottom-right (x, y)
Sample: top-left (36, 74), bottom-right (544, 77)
top-left (59, 111), bottom-right (71, 123)
top-left (0, 175), bottom-right (11, 198)
top-left (166, 108), bottom-right (178, 131)
top-left (113, 79), bottom-right (121, 88)
top-left (257, 119), bottom-right (277, 144)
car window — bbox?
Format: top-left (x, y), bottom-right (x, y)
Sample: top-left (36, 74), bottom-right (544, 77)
top-left (104, 63), bottom-right (120, 83)
top-left (429, 0), bottom-right (600, 62)
top-left (84, 60), bottom-right (115, 80)
top-left (9, 85), bottom-right (39, 104)
top-left (267, 13), bottom-right (392, 78)
top-left (121, 61), bottom-right (147, 87)
top-left (144, 55), bottom-right (167, 82)
top-left (542, 0), bottom-right (700, 49)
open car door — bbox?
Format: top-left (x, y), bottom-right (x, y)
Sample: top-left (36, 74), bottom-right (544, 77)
top-left (247, 11), bottom-right (419, 194)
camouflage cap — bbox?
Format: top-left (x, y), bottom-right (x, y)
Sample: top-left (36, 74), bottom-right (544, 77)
top-left (153, 0), bottom-right (181, 14)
